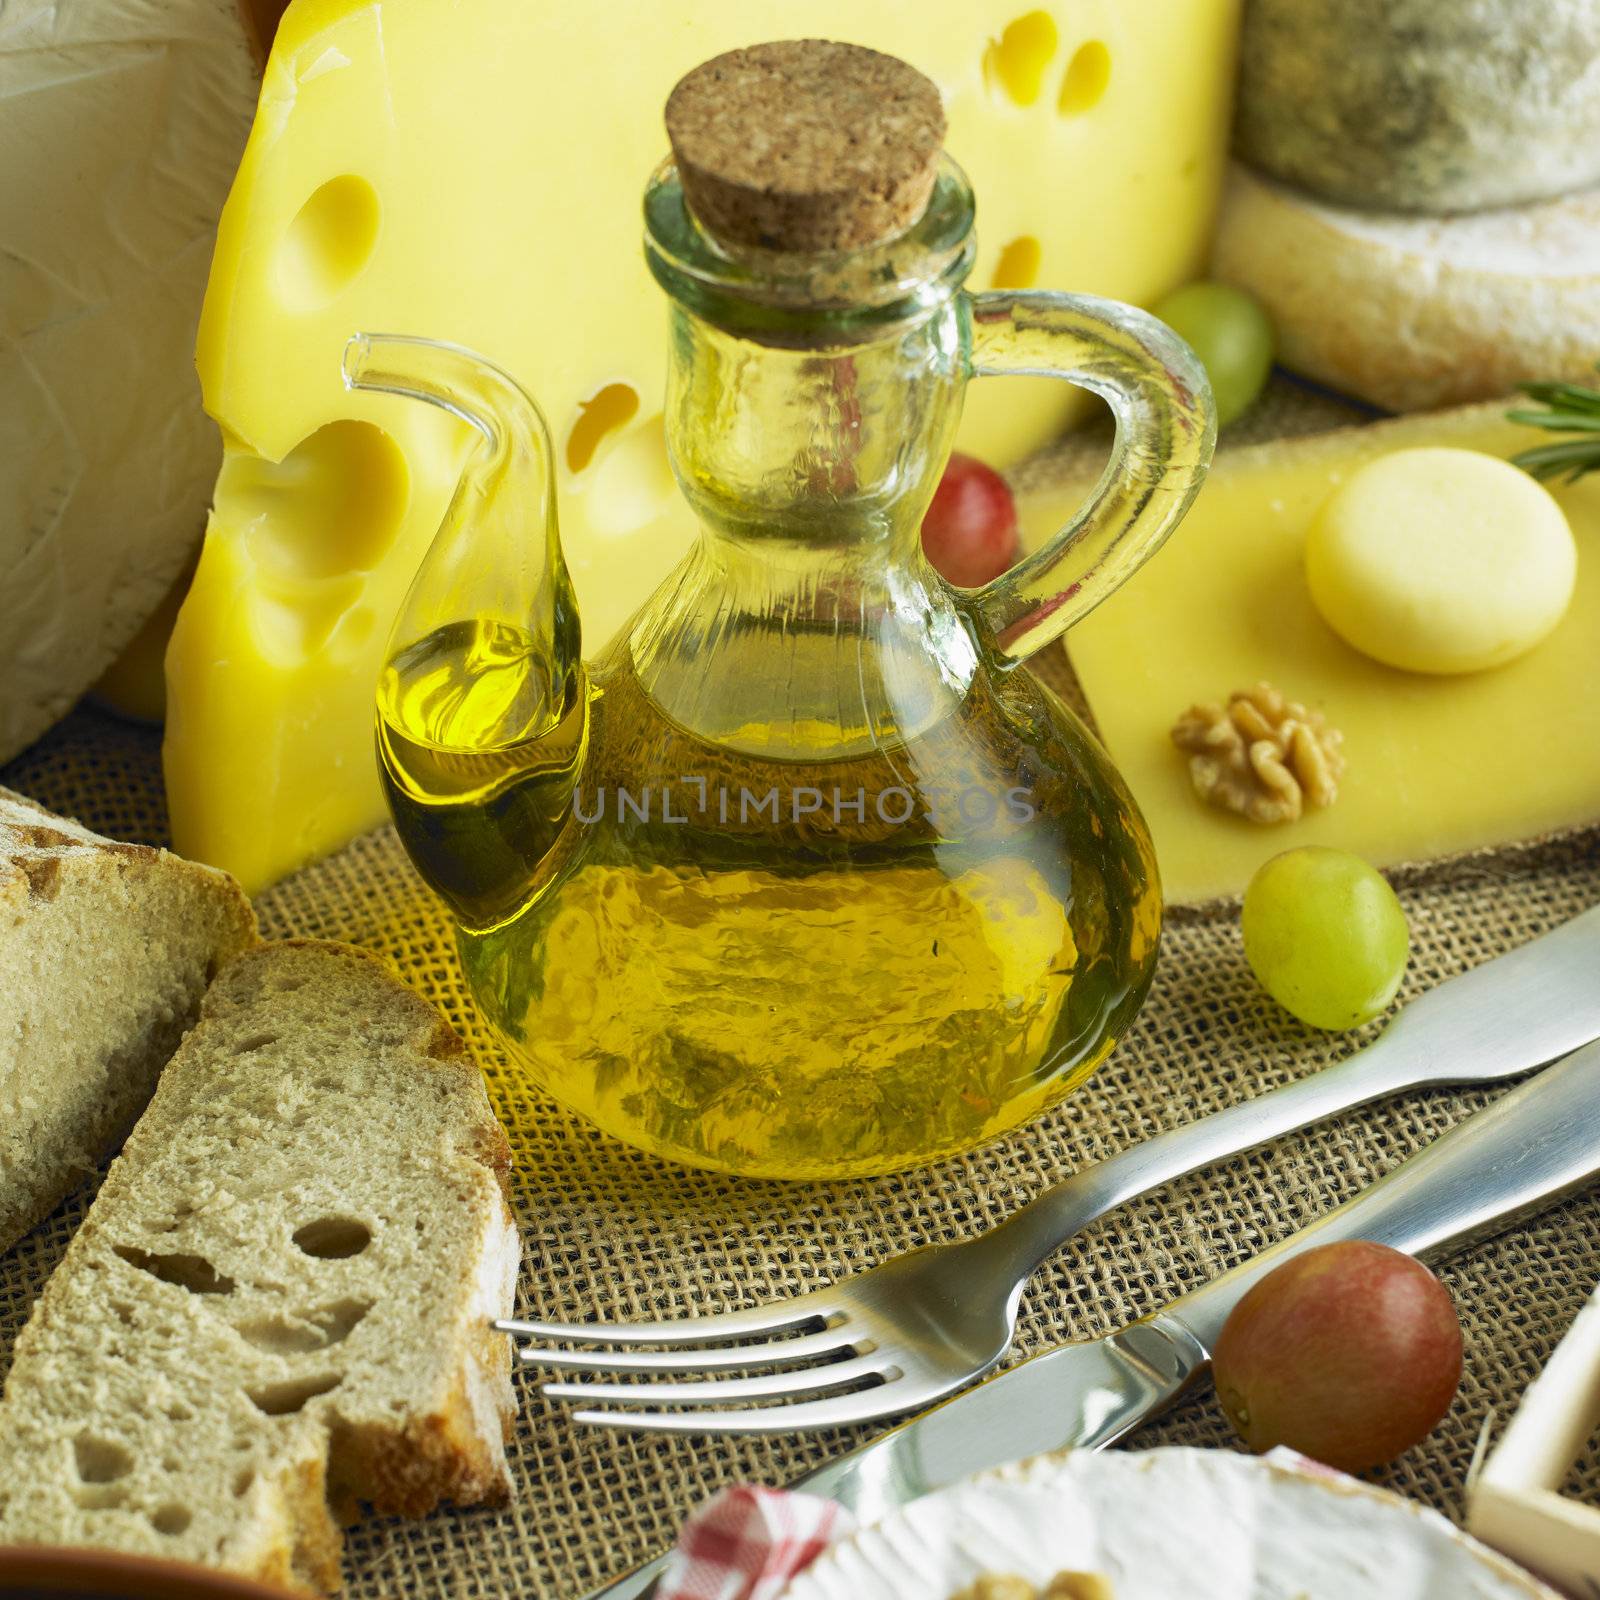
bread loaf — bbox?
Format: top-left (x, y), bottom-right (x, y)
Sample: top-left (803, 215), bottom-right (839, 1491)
top-left (0, 789), bottom-right (256, 1252)
top-left (0, 941), bottom-right (519, 1594)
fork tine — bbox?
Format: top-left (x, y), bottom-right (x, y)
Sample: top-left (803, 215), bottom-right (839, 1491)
top-left (493, 1301), bottom-right (836, 1346)
top-left (541, 1354), bottom-right (896, 1408)
top-left (514, 1327), bottom-right (864, 1374)
top-left (567, 1385), bottom-right (920, 1434)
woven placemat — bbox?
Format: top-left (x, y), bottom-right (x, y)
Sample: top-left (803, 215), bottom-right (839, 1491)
top-left (3, 378), bottom-right (1599, 1598)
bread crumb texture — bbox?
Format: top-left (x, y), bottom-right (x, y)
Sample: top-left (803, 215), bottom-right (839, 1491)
top-left (0, 941), bottom-right (519, 1595)
top-left (0, 788), bottom-right (256, 1252)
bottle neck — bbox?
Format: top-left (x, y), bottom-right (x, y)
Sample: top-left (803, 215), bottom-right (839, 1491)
top-left (630, 158), bottom-right (984, 754)
top-left (626, 299), bottom-right (979, 759)
top-left (663, 299), bottom-right (966, 565)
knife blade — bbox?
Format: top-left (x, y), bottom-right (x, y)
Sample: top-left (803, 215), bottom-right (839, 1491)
top-left (584, 1037), bottom-right (1600, 1599)
top-left (1351, 899), bottom-right (1600, 1085)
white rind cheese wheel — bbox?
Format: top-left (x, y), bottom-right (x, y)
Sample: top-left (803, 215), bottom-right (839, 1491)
top-left (0, 1), bottom-right (267, 762)
top-left (779, 1448), bottom-right (1557, 1599)
top-left (1306, 449), bottom-right (1577, 675)
top-left (1235, 0), bottom-right (1600, 213)
top-left (1212, 164), bottom-right (1600, 414)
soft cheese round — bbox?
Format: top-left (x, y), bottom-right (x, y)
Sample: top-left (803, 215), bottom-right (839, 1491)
top-left (1211, 165), bottom-right (1600, 412)
top-left (1236, 0), bottom-right (1600, 212)
top-left (778, 1447), bottom-right (1556, 1599)
top-left (0, 1), bottom-right (267, 761)
top-left (1305, 449), bottom-right (1577, 675)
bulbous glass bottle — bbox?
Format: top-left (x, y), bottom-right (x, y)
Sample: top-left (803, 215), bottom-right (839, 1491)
top-left (357, 148), bottom-right (1213, 1179)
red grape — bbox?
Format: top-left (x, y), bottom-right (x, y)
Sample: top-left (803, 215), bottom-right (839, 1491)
top-left (1212, 1240), bottom-right (1463, 1473)
top-left (921, 453), bottom-right (1021, 588)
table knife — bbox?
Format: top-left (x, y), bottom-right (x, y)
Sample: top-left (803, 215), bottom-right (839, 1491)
top-left (583, 1037), bottom-right (1600, 1599)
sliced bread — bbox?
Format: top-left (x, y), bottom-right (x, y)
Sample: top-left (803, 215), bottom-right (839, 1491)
top-left (0, 788), bottom-right (257, 1252)
top-left (0, 940), bottom-right (519, 1595)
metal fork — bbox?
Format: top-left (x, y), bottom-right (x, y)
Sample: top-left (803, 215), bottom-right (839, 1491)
top-left (497, 902), bottom-right (1600, 1434)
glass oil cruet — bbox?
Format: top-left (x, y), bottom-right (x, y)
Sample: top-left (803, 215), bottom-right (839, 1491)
top-left (351, 41), bottom-right (1215, 1180)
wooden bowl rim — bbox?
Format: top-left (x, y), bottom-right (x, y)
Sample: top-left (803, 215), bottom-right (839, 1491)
top-left (0, 1546), bottom-right (309, 1599)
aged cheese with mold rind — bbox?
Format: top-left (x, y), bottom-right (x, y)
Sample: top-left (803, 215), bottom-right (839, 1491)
top-left (1236, 0), bottom-right (1600, 213)
top-left (1212, 165), bottom-right (1600, 413)
top-left (1019, 403), bottom-right (1600, 905)
top-left (780, 1448), bottom-right (1555, 1598)
top-left (0, 0), bottom-right (264, 762)
top-left (168, 0), bottom-right (1240, 889)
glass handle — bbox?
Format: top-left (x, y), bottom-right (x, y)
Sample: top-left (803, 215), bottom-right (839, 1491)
top-left (961, 290), bottom-right (1215, 665)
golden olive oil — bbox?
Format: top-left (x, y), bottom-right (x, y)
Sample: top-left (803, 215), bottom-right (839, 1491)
top-left (377, 619), bottom-right (587, 930)
top-left (380, 623), bottom-right (1160, 1179)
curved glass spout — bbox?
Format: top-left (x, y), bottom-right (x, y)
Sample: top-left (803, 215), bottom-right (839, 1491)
top-left (346, 333), bottom-right (587, 931)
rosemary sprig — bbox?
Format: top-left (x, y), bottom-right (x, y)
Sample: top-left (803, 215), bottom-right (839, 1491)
top-left (1509, 364), bottom-right (1600, 483)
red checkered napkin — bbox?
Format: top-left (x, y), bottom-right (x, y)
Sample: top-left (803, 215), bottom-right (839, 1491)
top-left (656, 1485), bottom-right (855, 1600)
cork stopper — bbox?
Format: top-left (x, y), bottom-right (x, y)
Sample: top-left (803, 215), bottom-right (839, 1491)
top-left (665, 40), bottom-right (947, 254)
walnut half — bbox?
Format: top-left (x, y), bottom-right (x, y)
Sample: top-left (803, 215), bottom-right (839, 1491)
top-left (951, 1573), bottom-right (1114, 1600)
top-left (1171, 682), bottom-right (1344, 825)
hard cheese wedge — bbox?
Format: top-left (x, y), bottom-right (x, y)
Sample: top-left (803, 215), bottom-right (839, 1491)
top-left (167, 0), bottom-right (1239, 890)
top-left (1018, 403), bottom-right (1600, 904)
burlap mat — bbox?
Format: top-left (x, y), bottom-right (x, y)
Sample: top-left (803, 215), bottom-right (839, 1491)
top-left (3, 378), bottom-right (1598, 1598)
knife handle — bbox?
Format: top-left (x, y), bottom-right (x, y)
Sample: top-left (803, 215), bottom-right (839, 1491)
top-left (1166, 1037), bottom-right (1600, 1354)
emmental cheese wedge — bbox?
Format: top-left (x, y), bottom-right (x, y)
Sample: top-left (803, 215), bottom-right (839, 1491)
top-left (1019, 403), bottom-right (1600, 904)
top-left (168, 0), bottom-right (1240, 891)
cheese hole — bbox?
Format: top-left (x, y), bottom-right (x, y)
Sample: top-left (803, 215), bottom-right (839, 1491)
top-left (992, 236), bottom-right (1042, 290)
top-left (279, 176), bottom-right (381, 309)
top-left (566, 383), bottom-right (641, 474)
top-left (248, 580), bottom-right (365, 664)
top-left (985, 11), bottom-right (1059, 107)
top-left (230, 421), bottom-right (409, 581)
top-left (585, 412), bottom-right (678, 539)
top-left (1058, 40), bottom-right (1112, 115)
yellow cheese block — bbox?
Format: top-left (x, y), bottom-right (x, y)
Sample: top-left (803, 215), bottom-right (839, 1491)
top-left (1018, 403), bottom-right (1600, 904)
top-left (166, 0), bottom-right (1239, 890)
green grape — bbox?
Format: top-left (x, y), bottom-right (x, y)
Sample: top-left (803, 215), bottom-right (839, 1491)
top-left (1154, 281), bottom-right (1275, 428)
top-left (1241, 847), bottom-right (1409, 1030)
